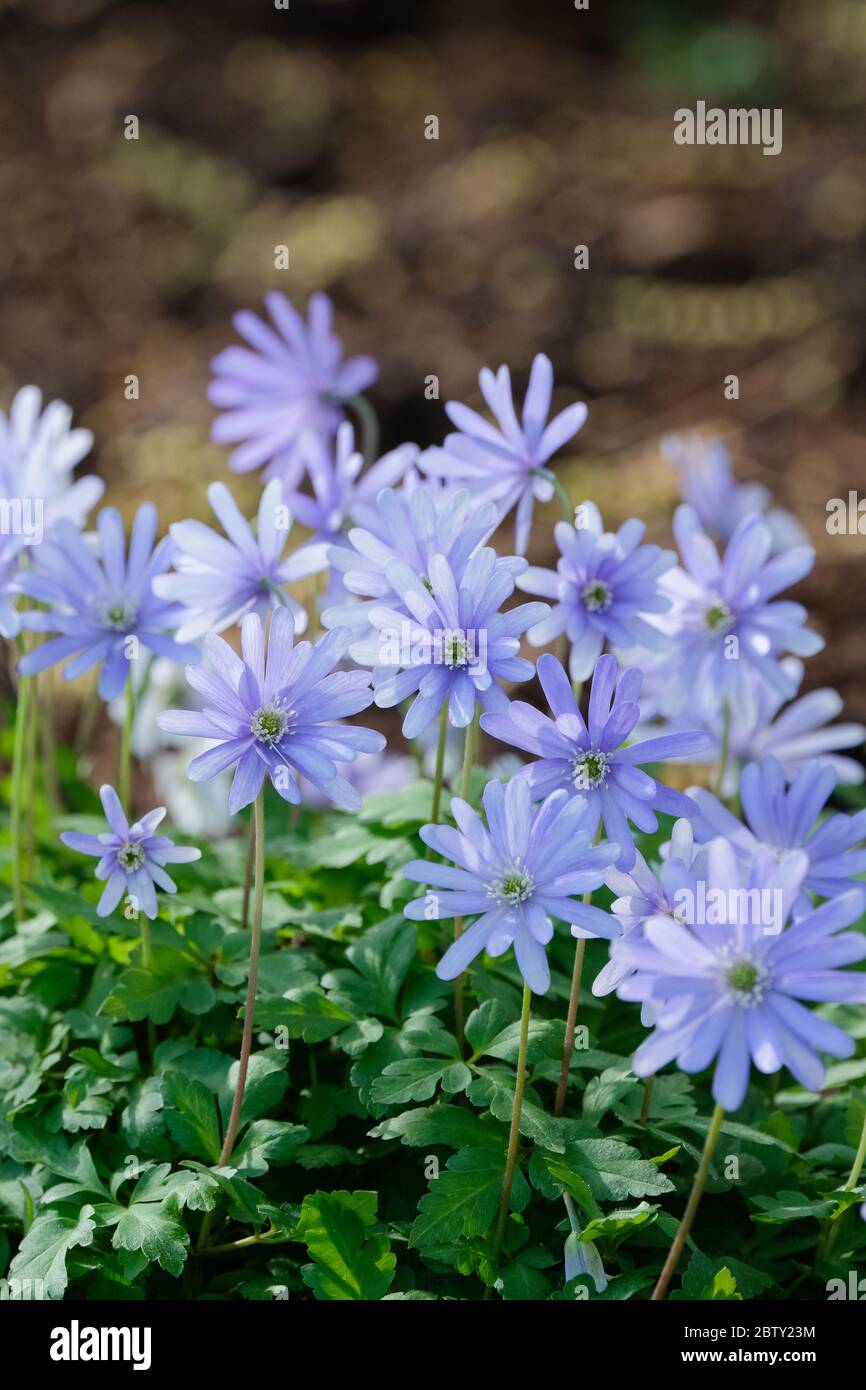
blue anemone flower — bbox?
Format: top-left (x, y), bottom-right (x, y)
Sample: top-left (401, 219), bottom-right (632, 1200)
top-left (60, 784), bottom-right (201, 919)
top-left (481, 652), bottom-right (710, 869)
top-left (403, 777), bottom-right (619, 994)
top-left (17, 503), bottom-right (196, 700)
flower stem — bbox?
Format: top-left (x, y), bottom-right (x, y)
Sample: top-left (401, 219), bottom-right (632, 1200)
top-left (452, 708), bottom-right (480, 1053)
top-left (639, 1073), bottom-right (655, 1127)
top-left (240, 815), bottom-right (255, 930)
top-left (429, 702), bottom-right (449, 827)
top-left (714, 698), bottom-right (731, 797)
top-left (549, 472), bottom-right (574, 522)
top-left (347, 393), bottom-right (380, 469)
top-left (554, 938), bottom-right (586, 1117)
top-left (490, 983), bottom-right (532, 1283)
top-left (651, 1102), bottom-right (725, 1300)
top-left (218, 789), bottom-right (266, 1168)
top-left (11, 637), bottom-right (31, 922)
top-left (819, 1104), bottom-right (866, 1261)
top-left (117, 669), bottom-right (135, 812)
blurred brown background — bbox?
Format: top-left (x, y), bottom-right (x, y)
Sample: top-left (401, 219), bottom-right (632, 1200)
top-left (2, 0), bottom-right (865, 722)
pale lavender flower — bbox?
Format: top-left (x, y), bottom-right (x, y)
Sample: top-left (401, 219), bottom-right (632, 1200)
top-left (655, 504), bottom-right (822, 721)
top-left (403, 778), bottom-right (619, 994)
top-left (0, 385), bottom-right (102, 538)
top-left (350, 548), bottom-right (546, 738)
top-left (421, 354), bottom-right (587, 554)
top-left (282, 421), bottom-right (416, 543)
top-left (662, 433), bottom-right (807, 555)
top-left (323, 482), bottom-right (499, 632)
top-left (157, 607), bottom-right (385, 814)
top-left (688, 756), bottom-right (866, 913)
top-left (153, 478), bottom-right (328, 641)
top-left (208, 291), bottom-right (378, 483)
top-left (634, 658), bottom-right (865, 796)
top-left (0, 533), bottom-right (25, 638)
top-left (615, 838), bottom-right (866, 1110)
top-left (60, 783), bottom-right (201, 919)
top-left (517, 502), bottom-right (675, 681)
top-left (481, 653), bottom-right (710, 869)
top-left (17, 504), bottom-right (196, 700)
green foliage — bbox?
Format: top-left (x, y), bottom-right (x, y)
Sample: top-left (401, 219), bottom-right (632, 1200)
top-left (1, 783), bottom-right (864, 1301)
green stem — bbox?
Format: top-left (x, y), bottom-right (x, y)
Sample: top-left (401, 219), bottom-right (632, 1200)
top-left (11, 636), bottom-right (31, 922)
top-left (714, 698), bottom-right (731, 797)
top-left (452, 709), bottom-right (480, 1054)
top-left (218, 791), bottom-right (266, 1168)
top-left (651, 1103), bottom-right (725, 1300)
top-left (490, 984), bottom-right (532, 1285)
top-left (240, 815), bottom-right (255, 930)
top-left (554, 827), bottom-right (600, 1117)
top-left (261, 577), bottom-right (294, 609)
top-left (429, 702), bottom-right (449, 828)
top-left (346, 393), bottom-right (380, 469)
top-left (639, 1074), bottom-right (655, 1127)
top-left (117, 669), bottom-right (135, 811)
top-left (535, 468), bottom-right (572, 523)
top-left (819, 1104), bottom-right (866, 1261)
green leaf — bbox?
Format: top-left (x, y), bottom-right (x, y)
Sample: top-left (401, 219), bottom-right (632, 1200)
top-left (162, 1071), bottom-right (222, 1163)
top-left (111, 1193), bottom-right (189, 1278)
top-left (232, 1120), bottom-right (309, 1175)
top-left (751, 1190), bottom-right (835, 1223)
top-left (8, 1205), bottom-right (96, 1299)
top-left (369, 1104), bottom-right (505, 1151)
top-left (370, 1058), bottom-right (472, 1105)
top-left (297, 1190), bottom-right (395, 1301)
top-left (580, 1201), bottom-right (659, 1242)
top-left (546, 1138), bottom-right (676, 1201)
top-left (100, 953), bottom-right (215, 1025)
top-left (410, 1147), bottom-right (529, 1248)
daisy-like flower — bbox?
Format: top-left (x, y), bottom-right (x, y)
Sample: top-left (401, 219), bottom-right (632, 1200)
top-left (481, 653), bottom-right (709, 869)
top-left (0, 385), bottom-right (102, 538)
top-left (208, 291), bottom-right (378, 483)
top-left (283, 421), bottom-right (416, 543)
top-left (157, 607), bottom-right (385, 814)
top-left (350, 547), bottom-right (546, 738)
top-left (17, 504), bottom-right (196, 700)
top-left (60, 783), bottom-right (201, 919)
top-left (688, 756), bottom-right (866, 914)
top-left (635, 658), bottom-right (866, 796)
top-left (592, 818), bottom-right (708, 1021)
top-left (517, 502), bottom-right (675, 681)
top-left (662, 433), bottom-right (807, 555)
top-left (421, 354), bottom-right (587, 554)
top-left (656, 504), bottom-right (822, 721)
top-left (403, 778), bottom-right (619, 994)
top-left (152, 478), bottom-right (328, 642)
top-left (323, 482), bottom-right (499, 632)
top-left (614, 838), bottom-right (866, 1111)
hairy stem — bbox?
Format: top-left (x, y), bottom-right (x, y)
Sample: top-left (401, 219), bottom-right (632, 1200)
top-left (11, 637), bottom-right (31, 922)
top-left (347, 393), bottom-right (380, 469)
top-left (490, 983), bottom-right (532, 1284)
top-left (451, 709), bottom-right (480, 1054)
top-left (651, 1102), bottom-right (725, 1300)
top-left (639, 1074), bottom-right (656, 1127)
top-left (117, 669), bottom-right (135, 812)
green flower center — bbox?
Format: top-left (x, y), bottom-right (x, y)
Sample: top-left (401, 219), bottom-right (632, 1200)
top-left (725, 957), bottom-right (767, 1005)
top-left (573, 749), bottom-right (609, 790)
top-left (441, 633), bottom-right (470, 668)
top-left (101, 601), bottom-right (138, 631)
top-left (705, 599), bottom-right (734, 633)
top-left (250, 703), bottom-right (290, 747)
top-left (118, 841), bottom-right (145, 871)
top-left (491, 865), bottom-right (535, 905)
top-left (581, 579), bottom-right (613, 613)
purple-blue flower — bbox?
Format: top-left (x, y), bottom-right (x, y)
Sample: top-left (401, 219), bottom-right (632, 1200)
top-left (481, 653), bottom-right (709, 869)
top-left (403, 778), bottom-right (620, 994)
top-left (157, 607), bottom-right (385, 814)
top-left (60, 783), bottom-right (201, 919)
top-left (613, 838), bottom-right (866, 1110)
top-left (421, 354), bottom-right (587, 554)
top-left (17, 504), bottom-right (196, 700)
top-left (656, 504), bottom-right (822, 720)
top-left (688, 756), bottom-right (866, 913)
top-left (350, 547), bottom-right (546, 738)
top-left (323, 483), bottom-right (499, 632)
top-left (153, 478), bottom-right (328, 641)
top-left (662, 433), bottom-right (807, 555)
top-left (208, 291), bottom-right (378, 483)
top-left (282, 421), bottom-right (416, 543)
top-left (633, 657), bottom-right (865, 797)
top-left (592, 818), bottom-right (708, 1017)
top-left (517, 502), bottom-right (675, 680)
